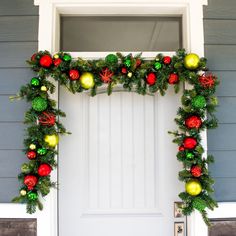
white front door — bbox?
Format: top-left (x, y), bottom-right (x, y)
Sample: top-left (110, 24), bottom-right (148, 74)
top-left (59, 75), bottom-right (184, 235)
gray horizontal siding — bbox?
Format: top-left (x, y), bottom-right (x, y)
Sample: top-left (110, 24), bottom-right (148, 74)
top-left (0, 0), bottom-right (38, 202)
top-left (204, 0), bottom-right (236, 202)
top-left (0, 0), bottom-right (38, 16)
top-left (0, 16), bottom-right (38, 42)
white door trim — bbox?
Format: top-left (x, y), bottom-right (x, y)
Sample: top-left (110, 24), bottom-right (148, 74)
top-left (0, 1), bottom-right (208, 235)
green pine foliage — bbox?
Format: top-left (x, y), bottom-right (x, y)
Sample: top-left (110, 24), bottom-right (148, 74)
top-left (12, 49), bottom-right (219, 224)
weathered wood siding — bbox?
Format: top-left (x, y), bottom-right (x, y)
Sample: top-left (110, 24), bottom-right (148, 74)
top-left (204, 0), bottom-right (236, 201)
top-left (0, 0), bottom-right (38, 202)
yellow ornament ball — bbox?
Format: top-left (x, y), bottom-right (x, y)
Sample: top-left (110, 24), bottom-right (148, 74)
top-left (185, 179), bottom-right (202, 196)
top-left (40, 86), bottom-right (47, 92)
top-left (44, 134), bottom-right (59, 148)
top-left (127, 72), bottom-right (133, 78)
top-left (20, 189), bottom-right (27, 196)
top-left (184, 53), bottom-right (200, 70)
top-left (29, 144), bottom-right (36, 150)
top-left (53, 54), bottom-right (59, 59)
top-left (80, 72), bottom-right (95, 89)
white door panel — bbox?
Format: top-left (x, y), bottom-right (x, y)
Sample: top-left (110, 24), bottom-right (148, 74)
top-left (59, 87), bottom-right (183, 236)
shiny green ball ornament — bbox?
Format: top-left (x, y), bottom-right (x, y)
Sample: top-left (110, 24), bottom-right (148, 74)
top-left (186, 152), bottom-right (194, 160)
top-left (192, 96), bottom-right (206, 109)
top-left (63, 53), bottom-right (72, 62)
top-left (80, 72), bottom-right (95, 89)
top-left (154, 62), bottom-right (162, 70)
top-left (31, 77), bottom-right (40, 87)
top-left (124, 58), bottom-right (131, 68)
top-left (105, 54), bottom-right (118, 64)
top-left (27, 191), bottom-right (38, 201)
top-left (37, 147), bottom-right (47, 155)
top-left (184, 53), bottom-right (200, 70)
top-left (32, 97), bottom-right (48, 112)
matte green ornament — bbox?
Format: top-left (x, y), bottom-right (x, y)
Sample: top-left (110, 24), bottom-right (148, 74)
top-left (32, 97), bottom-right (47, 112)
top-left (192, 198), bottom-right (207, 211)
top-left (186, 152), bottom-right (194, 160)
top-left (63, 54), bottom-right (72, 62)
top-left (154, 62), bottom-right (162, 70)
top-left (21, 163), bottom-right (31, 174)
top-left (192, 96), bottom-right (206, 109)
top-left (37, 147), bottom-right (47, 155)
top-left (105, 54), bottom-right (118, 64)
top-left (31, 77), bottom-right (40, 87)
top-left (27, 191), bottom-right (38, 201)
top-left (124, 58), bottom-right (131, 68)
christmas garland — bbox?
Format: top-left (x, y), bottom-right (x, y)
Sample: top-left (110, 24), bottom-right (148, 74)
top-left (11, 49), bottom-right (219, 225)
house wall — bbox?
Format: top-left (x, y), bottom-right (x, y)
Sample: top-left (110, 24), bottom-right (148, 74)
top-left (204, 0), bottom-right (236, 201)
top-left (0, 0), bottom-right (234, 202)
top-left (0, 0), bottom-right (38, 201)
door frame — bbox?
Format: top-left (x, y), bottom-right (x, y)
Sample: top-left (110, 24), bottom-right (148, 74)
top-left (0, 1), bottom-right (209, 236)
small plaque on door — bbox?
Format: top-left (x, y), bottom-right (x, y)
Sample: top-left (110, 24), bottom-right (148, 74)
top-left (174, 222), bottom-right (184, 236)
top-left (174, 202), bottom-right (184, 218)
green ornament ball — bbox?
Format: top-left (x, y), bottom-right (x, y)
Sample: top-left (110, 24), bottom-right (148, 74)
top-left (32, 97), bottom-right (48, 112)
top-left (31, 77), bottom-right (40, 87)
top-left (154, 62), bottom-right (162, 70)
top-left (63, 53), bottom-right (72, 62)
top-left (124, 58), bottom-right (131, 68)
top-left (186, 152), bottom-right (194, 160)
top-left (192, 96), bottom-right (206, 109)
top-left (27, 191), bottom-right (38, 201)
top-left (105, 54), bottom-right (118, 64)
top-left (192, 198), bottom-right (207, 211)
top-left (21, 163), bottom-right (31, 174)
top-left (37, 147), bottom-right (47, 155)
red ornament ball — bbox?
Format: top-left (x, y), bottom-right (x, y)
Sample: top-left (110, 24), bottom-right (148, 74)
top-left (69, 69), bottom-right (80, 80)
top-left (199, 74), bottom-right (216, 88)
top-left (38, 163), bottom-right (52, 177)
top-left (53, 58), bottom-right (62, 67)
top-left (38, 111), bottom-right (56, 126)
top-left (179, 146), bottom-right (185, 151)
top-left (163, 56), bottom-right (171, 65)
top-left (136, 59), bottom-right (142, 67)
top-left (191, 165), bottom-right (202, 177)
top-left (31, 53), bottom-right (37, 62)
top-left (185, 116), bottom-right (202, 129)
top-left (24, 175), bottom-right (38, 190)
top-left (39, 55), bottom-right (53, 68)
top-left (183, 137), bottom-right (197, 149)
top-left (27, 150), bottom-right (37, 160)
top-left (168, 73), bottom-right (179, 84)
top-left (121, 67), bottom-right (127, 74)
top-left (146, 72), bottom-right (157, 85)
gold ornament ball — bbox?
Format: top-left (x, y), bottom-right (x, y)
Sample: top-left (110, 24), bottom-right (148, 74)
top-left (44, 134), bottom-right (59, 148)
top-left (184, 53), bottom-right (200, 70)
top-left (53, 54), bottom-right (59, 59)
top-left (29, 144), bottom-right (36, 150)
top-left (185, 179), bottom-right (202, 196)
top-left (41, 86), bottom-right (47, 92)
top-left (127, 72), bottom-right (133, 78)
top-left (20, 189), bottom-right (27, 196)
top-left (80, 72), bottom-right (95, 89)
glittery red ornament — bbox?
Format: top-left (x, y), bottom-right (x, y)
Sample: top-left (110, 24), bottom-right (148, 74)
top-left (100, 68), bottom-right (114, 83)
top-left (38, 112), bottom-right (56, 126)
top-left (53, 58), bottom-right (62, 67)
top-left (199, 74), bottom-right (215, 88)
top-left (27, 150), bottom-right (37, 160)
top-left (185, 116), bottom-right (202, 129)
top-left (38, 164), bottom-right (52, 177)
top-left (121, 67), bottom-right (127, 74)
top-left (163, 56), bottom-right (171, 65)
top-left (168, 73), bottom-right (179, 84)
top-left (135, 59), bottom-right (142, 67)
top-left (69, 69), bottom-right (80, 80)
top-left (31, 53), bottom-right (37, 62)
top-left (179, 146), bottom-right (185, 151)
top-left (146, 72), bottom-right (157, 85)
top-left (183, 137), bottom-right (197, 149)
top-left (191, 165), bottom-right (202, 177)
top-left (39, 55), bottom-right (53, 68)
top-left (24, 175), bottom-right (38, 190)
